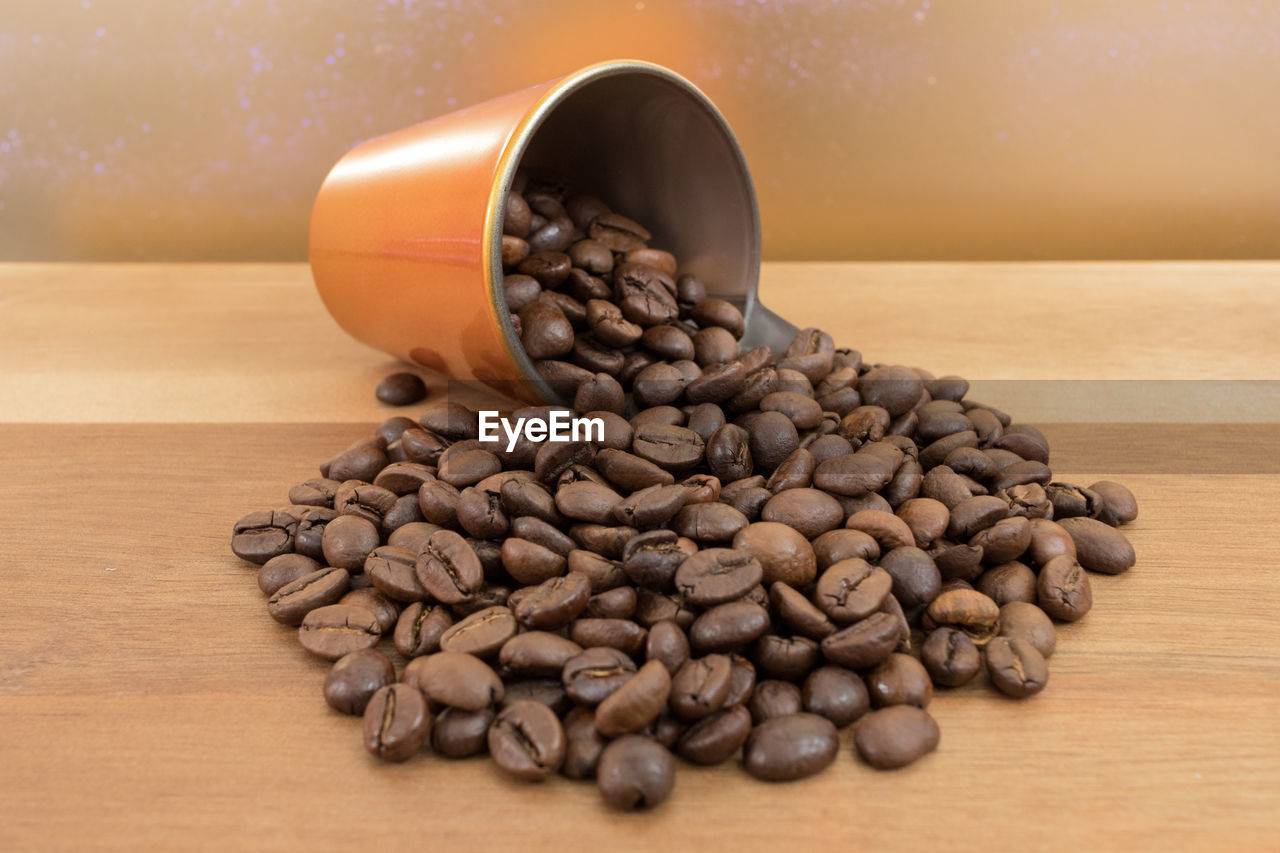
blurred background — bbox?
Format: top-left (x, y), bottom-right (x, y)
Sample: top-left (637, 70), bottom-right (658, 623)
top-left (2, 0), bottom-right (1278, 261)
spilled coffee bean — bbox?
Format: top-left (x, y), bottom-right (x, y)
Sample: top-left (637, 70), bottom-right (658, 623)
top-left (232, 170), bottom-right (1139, 810)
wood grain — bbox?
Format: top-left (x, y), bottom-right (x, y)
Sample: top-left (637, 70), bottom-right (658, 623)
top-left (1, 263), bottom-right (1277, 851)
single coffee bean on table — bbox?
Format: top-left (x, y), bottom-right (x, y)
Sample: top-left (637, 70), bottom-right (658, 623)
top-left (231, 171), bottom-right (1141, 806)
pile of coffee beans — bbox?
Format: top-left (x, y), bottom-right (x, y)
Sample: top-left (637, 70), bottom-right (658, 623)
top-left (231, 173), bottom-right (1139, 809)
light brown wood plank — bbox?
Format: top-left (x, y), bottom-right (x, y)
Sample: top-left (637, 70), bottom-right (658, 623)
top-left (3, 262), bottom-right (1278, 423)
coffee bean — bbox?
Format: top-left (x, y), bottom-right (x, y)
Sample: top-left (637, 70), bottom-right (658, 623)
top-left (743, 713), bottom-right (839, 781)
top-left (415, 529), bottom-right (484, 604)
top-left (431, 706), bottom-right (495, 759)
top-left (362, 683), bottom-right (432, 762)
top-left (514, 571), bottom-right (591, 630)
top-left (562, 647), bottom-right (637, 706)
top-left (323, 649), bottom-right (395, 716)
top-left (231, 509), bottom-right (297, 565)
top-left (878, 546), bottom-right (942, 609)
top-left (1036, 554), bottom-right (1093, 621)
top-left (570, 618), bottom-right (647, 656)
top-left (376, 372), bottom-right (427, 406)
top-left (998, 601), bottom-right (1057, 658)
top-left (820, 611), bottom-right (901, 669)
top-left (364, 545), bottom-right (428, 602)
top-left (814, 559), bottom-right (892, 624)
top-left (393, 602), bottom-right (452, 658)
top-left (596, 735), bottom-right (676, 810)
top-left (257, 553), bottom-right (320, 596)
top-left (688, 600), bottom-right (770, 653)
top-left (594, 659), bottom-right (672, 736)
top-left (676, 704), bottom-right (752, 764)
top-left (866, 653), bottom-right (933, 708)
top-left (920, 627), bottom-right (981, 688)
top-left (267, 567), bottom-right (350, 626)
top-left (438, 606), bottom-right (517, 657)
top-left (561, 706), bottom-right (607, 779)
top-left (321, 514), bottom-right (380, 571)
top-left (403, 651), bottom-right (503, 711)
top-left (748, 680), bottom-right (804, 724)
top-left (923, 588), bottom-right (1000, 643)
top-left (802, 666), bottom-right (870, 728)
top-left (669, 655), bottom-right (733, 720)
top-left (811, 529), bottom-right (880, 568)
top-left (1058, 516), bottom-right (1136, 574)
top-left (761, 488), bottom-right (843, 539)
top-left (632, 422), bottom-right (705, 470)
top-left (674, 548), bottom-right (762, 606)
top-left (488, 700), bottom-right (566, 781)
top-left (976, 560), bottom-right (1037, 606)
top-left (853, 705), bottom-right (940, 769)
top-left (985, 636), bottom-right (1049, 698)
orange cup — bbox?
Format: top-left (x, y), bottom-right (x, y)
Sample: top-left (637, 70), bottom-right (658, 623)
top-left (309, 59), bottom-right (795, 404)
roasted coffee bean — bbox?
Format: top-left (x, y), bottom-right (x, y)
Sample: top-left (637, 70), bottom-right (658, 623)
top-left (1028, 518), bottom-right (1077, 565)
top-left (267, 567), bottom-right (350, 626)
top-left (998, 601), bottom-right (1057, 658)
top-left (324, 648), bottom-right (395, 715)
top-left (1089, 480), bottom-right (1138, 526)
top-left (571, 618), bottom-right (648, 656)
top-left (562, 647), bottom-right (637, 706)
top-left (403, 651), bottom-right (503, 710)
top-left (976, 560), bottom-right (1037, 605)
top-left (438, 606), bottom-right (517, 657)
top-left (363, 683), bottom-right (432, 762)
top-left (596, 735), bottom-right (676, 810)
top-left (1036, 554), bottom-right (1093, 621)
top-left (340, 587), bottom-right (399, 634)
top-left (289, 478), bottom-right (341, 508)
top-left (586, 585), bottom-right (638, 619)
top-left (820, 611), bottom-right (901, 669)
top-left (562, 706), bottom-right (607, 779)
top-left (748, 680), bottom-right (804, 724)
top-left (845, 509), bottom-right (915, 551)
top-left (363, 545), bottom-right (427, 602)
top-left (761, 488), bottom-right (843, 539)
top-left (814, 559), bottom-right (892, 624)
top-left (231, 509), bottom-right (297, 565)
top-left (866, 653), bottom-right (933, 708)
top-left (376, 372), bottom-right (427, 406)
top-left (415, 529), bottom-right (484, 604)
top-left (669, 655), bottom-right (733, 720)
top-left (431, 706), bottom-right (494, 759)
top-left (500, 537), bottom-right (567, 586)
top-left (502, 679), bottom-right (570, 716)
top-left (645, 620), bottom-right (691, 677)
top-left (750, 634), bottom-right (821, 682)
top-left (731, 522), bottom-right (817, 587)
top-left (878, 546), bottom-right (942, 609)
top-left (920, 627), bottom-right (981, 688)
top-left (499, 631), bottom-right (584, 677)
top-left (514, 571), bottom-right (591, 630)
top-left (811, 529), bottom-right (880, 568)
top-left (853, 705), bottom-right (940, 769)
top-left (1058, 516), bottom-right (1136, 574)
top-left (985, 636), bottom-right (1049, 698)
top-left (743, 713), bottom-right (839, 782)
top-left (622, 529), bottom-right (687, 591)
top-left (674, 548), bottom-right (763, 606)
top-left (614, 483), bottom-right (687, 530)
top-left (320, 514), bottom-right (379, 571)
top-left (393, 602), bottom-right (452, 658)
top-left (802, 666), bottom-right (870, 728)
top-left (489, 700), bottom-right (566, 781)
top-left (671, 502), bottom-right (749, 543)
top-left (595, 660), bottom-right (672, 736)
top-left (632, 423), bottom-right (705, 470)
top-left (257, 553), bottom-right (320, 597)
top-left (676, 704), bottom-right (752, 765)
top-left (923, 588), bottom-right (1001, 643)
top-left (689, 601), bottom-right (770, 653)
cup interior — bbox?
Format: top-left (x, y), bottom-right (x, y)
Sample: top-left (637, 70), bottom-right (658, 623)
top-left (490, 63), bottom-right (762, 403)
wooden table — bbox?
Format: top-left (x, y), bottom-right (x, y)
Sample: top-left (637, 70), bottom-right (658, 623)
top-left (2, 262), bottom-right (1277, 851)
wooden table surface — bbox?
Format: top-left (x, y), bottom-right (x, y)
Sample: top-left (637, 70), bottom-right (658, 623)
top-left (2, 262), bottom-right (1277, 851)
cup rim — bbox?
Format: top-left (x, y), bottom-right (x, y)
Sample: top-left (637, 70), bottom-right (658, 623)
top-left (482, 59), bottom-right (762, 405)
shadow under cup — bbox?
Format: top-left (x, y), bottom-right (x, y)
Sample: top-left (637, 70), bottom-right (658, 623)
top-left (311, 61), bottom-right (785, 405)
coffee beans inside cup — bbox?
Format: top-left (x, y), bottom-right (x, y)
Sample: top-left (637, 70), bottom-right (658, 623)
top-left (232, 170), bottom-right (1140, 809)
